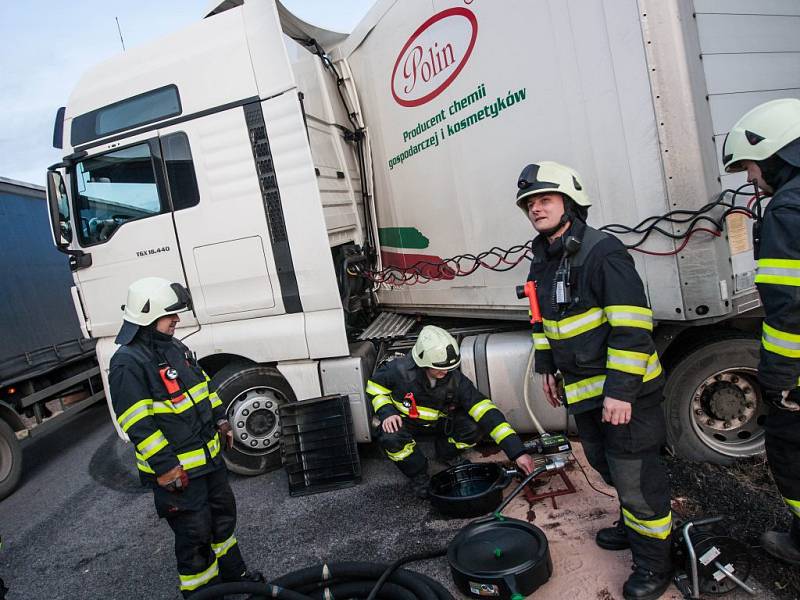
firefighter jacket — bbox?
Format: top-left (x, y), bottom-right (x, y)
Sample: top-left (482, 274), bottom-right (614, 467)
top-left (366, 355), bottom-right (526, 460)
top-left (528, 219), bottom-right (664, 414)
top-left (109, 327), bottom-right (227, 483)
top-left (754, 173), bottom-right (800, 392)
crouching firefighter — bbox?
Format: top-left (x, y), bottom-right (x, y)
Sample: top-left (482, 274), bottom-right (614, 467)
top-left (518, 162), bottom-right (673, 600)
top-left (109, 277), bottom-right (263, 597)
top-left (723, 98), bottom-right (800, 565)
top-left (366, 325), bottom-right (535, 498)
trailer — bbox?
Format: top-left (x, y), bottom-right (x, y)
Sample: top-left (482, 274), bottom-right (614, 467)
top-left (0, 177), bottom-right (104, 500)
top-left (42, 0), bottom-right (800, 473)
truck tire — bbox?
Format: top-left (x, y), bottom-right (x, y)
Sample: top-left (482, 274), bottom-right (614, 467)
top-left (211, 364), bottom-right (295, 476)
top-left (664, 337), bottom-right (766, 465)
top-left (0, 419), bottom-right (22, 501)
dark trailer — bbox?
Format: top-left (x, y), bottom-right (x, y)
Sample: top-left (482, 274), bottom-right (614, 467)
top-left (0, 177), bottom-right (102, 500)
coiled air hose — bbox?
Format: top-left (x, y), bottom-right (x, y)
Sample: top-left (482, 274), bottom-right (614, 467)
top-left (191, 552), bottom-right (454, 600)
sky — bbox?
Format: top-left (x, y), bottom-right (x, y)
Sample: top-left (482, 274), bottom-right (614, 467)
top-left (0, 0), bottom-right (375, 186)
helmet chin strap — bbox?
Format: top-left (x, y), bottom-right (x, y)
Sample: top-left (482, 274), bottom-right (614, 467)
top-left (539, 212), bottom-right (571, 237)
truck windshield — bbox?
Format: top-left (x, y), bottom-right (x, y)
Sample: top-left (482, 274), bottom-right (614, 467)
top-left (74, 143), bottom-right (163, 246)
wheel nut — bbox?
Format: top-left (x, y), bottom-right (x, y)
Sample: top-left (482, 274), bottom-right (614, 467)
top-left (706, 419), bottom-right (714, 425)
top-left (253, 401), bottom-right (260, 409)
top-left (250, 440), bottom-right (258, 447)
top-left (745, 402), bottom-right (754, 409)
top-left (240, 433), bottom-right (248, 440)
top-left (723, 421), bottom-right (731, 429)
top-left (274, 432), bottom-right (281, 438)
top-left (242, 409), bottom-right (250, 416)
top-left (739, 415), bottom-right (747, 421)
top-left (237, 421), bottom-right (244, 428)
top-left (695, 409), bottom-right (703, 416)
top-left (266, 401), bottom-right (273, 409)
top-left (731, 375), bottom-right (739, 383)
top-left (264, 440), bottom-right (271, 446)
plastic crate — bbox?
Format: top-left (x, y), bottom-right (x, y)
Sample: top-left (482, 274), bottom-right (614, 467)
top-left (279, 394), bottom-right (361, 496)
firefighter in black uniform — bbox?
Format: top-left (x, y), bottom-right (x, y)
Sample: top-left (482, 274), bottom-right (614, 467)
top-left (109, 277), bottom-right (262, 597)
top-left (723, 98), bottom-right (800, 565)
top-left (518, 162), bottom-right (672, 600)
top-left (366, 325), bottom-right (535, 497)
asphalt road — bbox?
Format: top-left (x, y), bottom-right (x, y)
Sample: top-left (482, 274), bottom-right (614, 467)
top-left (0, 404), bottom-right (467, 599)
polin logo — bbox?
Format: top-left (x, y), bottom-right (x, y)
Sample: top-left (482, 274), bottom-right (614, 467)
top-left (390, 7), bottom-right (478, 108)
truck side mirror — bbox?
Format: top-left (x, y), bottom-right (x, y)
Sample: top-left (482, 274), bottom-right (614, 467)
top-left (46, 169), bottom-right (72, 248)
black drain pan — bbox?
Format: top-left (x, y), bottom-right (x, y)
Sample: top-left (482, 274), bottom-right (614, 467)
top-left (429, 462), bottom-right (516, 518)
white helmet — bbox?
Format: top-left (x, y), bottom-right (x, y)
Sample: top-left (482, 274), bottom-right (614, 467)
top-left (723, 98), bottom-right (800, 173)
top-left (115, 277), bottom-right (192, 344)
top-left (515, 161), bottom-right (591, 214)
top-left (412, 326), bottom-right (460, 370)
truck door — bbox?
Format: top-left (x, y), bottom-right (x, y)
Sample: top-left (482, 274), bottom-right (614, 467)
top-left (69, 133), bottom-right (197, 339)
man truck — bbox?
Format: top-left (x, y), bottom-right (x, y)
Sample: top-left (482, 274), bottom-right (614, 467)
top-left (43, 0), bottom-right (798, 473)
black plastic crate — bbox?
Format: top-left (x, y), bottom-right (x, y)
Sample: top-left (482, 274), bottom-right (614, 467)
top-left (279, 394), bottom-right (361, 496)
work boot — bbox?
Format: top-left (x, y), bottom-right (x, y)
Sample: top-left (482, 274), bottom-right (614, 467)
top-left (622, 565), bottom-right (672, 600)
top-left (596, 513), bottom-right (630, 550)
top-left (761, 518), bottom-right (800, 565)
top-left (411, 473), bottom-right (430, 499)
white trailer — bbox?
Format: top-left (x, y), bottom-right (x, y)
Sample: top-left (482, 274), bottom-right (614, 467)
top-left (44, 0), bottom-right (800, 471)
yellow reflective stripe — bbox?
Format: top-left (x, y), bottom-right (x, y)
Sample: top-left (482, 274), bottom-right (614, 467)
top-left (178, 448), bottom-right (207, 470)
top-left (643, 352), bottom-right (663, 382)
top-left (135, 454), bottom-right (155, 474)
top-left (604, 305), bottom-right (654, 331)
top-left (211, 535), bottom-right (237, 558)
top-left (136, 430), bottom-right (169, 460)
top-left (153, 395), bottom-right (195, 414)
top-left (208, 434), bottom-right (221, 458)
top-left (542, 307), bottom-right (606, 340)
top-left (447, 437), bottom-right (476, 449)
top-left (564, 375), bottom-right (606, 405)
top-left (209, 392), bottom-right (222, 409)
top-left (762, 322), bottom-right (800, 358)
top-left (366, 380), bottom-right (392, 396)
top-left (622, 508), bottom-right (672, 540)
top-left (489, 422), bottom-right (515, 444)
top-left (756, 258), bottom-right (800, 286)
top-left (179, 559), bottom-right (219, 591)
top-left (533, 333), bottom-right (551, 350)
top-left (187, 381), bottom-right (209, 401)
top-left (392, 400), bottom-right (442, 421)
top-left (468, 399), bottom-right (497, 422)
top-left (784, 497), bottom-right (800, 519)
top-left (606, 348), bottom-right (649, 376)
top-left (372, 395), bottom-right (393, 412)
top-left (386, 441), bottom-right (416, 462)
top-left (117, 399), bottom-right (153, 432)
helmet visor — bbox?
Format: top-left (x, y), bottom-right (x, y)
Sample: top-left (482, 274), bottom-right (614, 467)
top-left (165, 283), bottom-right (193, 312)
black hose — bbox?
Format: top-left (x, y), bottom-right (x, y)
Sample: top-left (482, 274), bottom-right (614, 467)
top-left (192, 559), bottom-right (455, 600)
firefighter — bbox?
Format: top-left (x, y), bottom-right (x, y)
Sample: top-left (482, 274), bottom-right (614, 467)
top-left (723, 98), bottom-right (800, 565)
top-left (519, 162), bottom-right (672, 600)
top-left (109, 277), bottom-right (263, 597)
top-left (366, 325), bottom-right (535, 497)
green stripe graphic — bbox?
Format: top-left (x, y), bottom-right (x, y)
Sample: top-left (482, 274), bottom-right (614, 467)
top-left (378, 227), bottom-right (429, 249)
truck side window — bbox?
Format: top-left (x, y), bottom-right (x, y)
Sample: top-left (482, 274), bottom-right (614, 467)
top-left (74, 142), bottom-right (163, 246)
top-left (163, 133), bottom-right (199, 210)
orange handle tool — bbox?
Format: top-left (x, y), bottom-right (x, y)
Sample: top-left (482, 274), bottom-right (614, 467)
top-left (516, 281), bottom-right (542, 324)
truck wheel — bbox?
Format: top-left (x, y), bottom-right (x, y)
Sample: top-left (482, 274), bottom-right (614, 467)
top-left (664, 337), bottom-right (766, 465)
top-left (0, 419), bottom-right (22, 500)
top-left (211, 364), bottom-right (295, 476)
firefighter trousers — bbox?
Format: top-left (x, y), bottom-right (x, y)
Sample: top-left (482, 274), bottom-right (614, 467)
top-left (574, 398), bottom-right (673, 573)
top-left (764, 403), bottom-right (800, 525)
top-left (376, 411), bottom-right (482, 477)
top-left (152, 467), bottom-right (247, 597)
